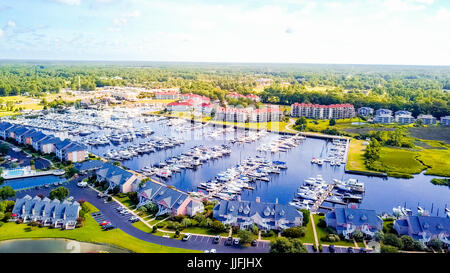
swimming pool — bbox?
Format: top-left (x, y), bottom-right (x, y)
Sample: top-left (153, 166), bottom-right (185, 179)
top-left (1, 175), bottom-right (66, 191)
top-left (4, 169), bottom-right (25, 177)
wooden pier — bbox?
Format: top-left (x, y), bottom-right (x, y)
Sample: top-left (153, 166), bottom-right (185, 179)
top-left (311, 184), bottom-right (335, 212)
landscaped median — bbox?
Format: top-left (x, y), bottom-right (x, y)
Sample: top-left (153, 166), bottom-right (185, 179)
top-left (0, 202), bottom-right (199, 253)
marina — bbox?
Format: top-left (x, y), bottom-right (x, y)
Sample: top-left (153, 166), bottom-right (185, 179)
top-left (1, 109), bottom-right (449, 216)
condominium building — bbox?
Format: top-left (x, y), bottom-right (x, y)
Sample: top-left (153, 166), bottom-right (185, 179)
top-left (291, 103), bottom-right (355, 119)
top-left (417, 114), bottom-right (437, 125)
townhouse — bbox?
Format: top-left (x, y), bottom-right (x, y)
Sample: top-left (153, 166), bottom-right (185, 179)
top-left (440, 116), bottom-right (450, 126)
top-left (357, 107), bottom-right (374, 116)
top-left (325, 207), bottom-right (383, 239)
top-left (394, 215), bottom-right (450, 246)
top-left (95, 162), bottom-right (138, 193)
top-left (417, 114), bottom-right (437, 125)
top-left (137, 180), bottom-right (204, 216)
top-left (213, 199), bottom-right (303, 230)
top-left (12, 195), bottom-right (80, 230)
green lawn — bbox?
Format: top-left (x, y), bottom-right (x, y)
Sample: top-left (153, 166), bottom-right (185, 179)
top-left (304, 215), bottom-right (364, 247)
top-left (346, 139), bottom-right (383, 174)
top-left (0, 202), bottom-right (199, 253)
top-left (374, 147), bottom-right (426, 177)
top-left (417, 146), bottom-right (450, 177)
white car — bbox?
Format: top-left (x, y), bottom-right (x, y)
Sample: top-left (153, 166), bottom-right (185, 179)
top-left (77, 182), bottom-right (88, 188)
top-left (210, 249), bottom-right (216, 253)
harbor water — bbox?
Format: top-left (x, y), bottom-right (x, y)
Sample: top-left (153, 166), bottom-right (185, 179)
top-left (85, 118), bottom-right (450, 216)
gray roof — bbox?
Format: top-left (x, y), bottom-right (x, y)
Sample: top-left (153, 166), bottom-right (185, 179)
top-left (139, 181), bottom-right (188, 210)
top-left (12, 195), bottom-right (80, 223)
top-left (213, 200), bottom-right (303, 229)
top-left (96, 162), bottom-right (134, 186)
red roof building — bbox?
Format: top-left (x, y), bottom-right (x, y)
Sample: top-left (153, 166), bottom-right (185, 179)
top-left (291, 103), bottom-right (355, 119)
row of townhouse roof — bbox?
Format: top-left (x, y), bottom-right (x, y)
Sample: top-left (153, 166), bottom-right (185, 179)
top-left (227, 92), bottom-right (261, 102)
top-left (213, 199), bottom-right (303, 231)
top-left (12, 195), bottom-right (80, 229)
top-left (137, 180), bottom-right (204, 217)
top-left (73, 160), bottom-right (204, 217)
top-left (291, 103), bottom-right (356, 119)
top-left (0, 122), bottom-right (88, 162)
top-left (367, 108), bottom-right (447, 125)
top-left (214, 106), bottom-right (283, 123)
top-left (325, 207), bottom-right (450, 246)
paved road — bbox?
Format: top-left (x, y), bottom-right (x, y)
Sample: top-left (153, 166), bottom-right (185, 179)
top-left (13, 180), bottom-right (270, 253)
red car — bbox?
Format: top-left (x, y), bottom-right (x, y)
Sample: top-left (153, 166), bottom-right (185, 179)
top-left (99, 221), bottom-right (110, 226)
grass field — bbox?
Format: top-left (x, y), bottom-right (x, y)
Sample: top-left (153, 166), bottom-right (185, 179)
top-left (348, 138), bottom-right (450, 178)
top-left (346, 139), bottom-right (383, 174)
top-left (0, 203), bottom-right (198, 253)
top-left (373, 147), bottom-right (426, 177)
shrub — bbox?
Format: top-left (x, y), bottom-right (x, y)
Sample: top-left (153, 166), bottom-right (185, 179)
top-left (382, 233), bottom-right (403, 249)
top-left (210, 220), bottom-right (226, 233)
top-left (281, 227), bottom-right (306, 238)
top-left (380, 245), bottom-right (399, 253)
top-left (352, 230), bottom-right (364, 242)
top-left (317, 218), bottom-right (327, 228)
top-left (152, 226), bottom-right (158, 233)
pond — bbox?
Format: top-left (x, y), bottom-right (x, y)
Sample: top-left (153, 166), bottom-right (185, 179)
top-left (0, 238), bottom-right (131, 253)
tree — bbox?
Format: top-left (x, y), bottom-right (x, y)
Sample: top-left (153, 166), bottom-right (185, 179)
top-left (237, 229), bottom-right (253, 245)
top-left (329, 118), bottom-right (336, 126)
top-left (0, 143), bottom-right (10, 155)
top-left (380, 245), bottom-right (399, 253)
top-left (299, 209), bottom-right (310, 226)
top-left (127, 192), bottom-right (139, 205)
top-left (64, 166), bottom-right (78, 178)
top-left (382, 233), bottom-right (403, 249)
top-left (270, 237), bottom-right (308, 253)
top-left (352, 230), bottom-right (364, 242)
top-left (49, 186), bottom-right (69, 201)
top-left (281, 227), bottom-right (306, 238)
top-left (400, 235), bottom-right (419, 251)
top-left (374, 231), bottom-right (384, 242)
top-left (429, 238), bottom-right (443, 251)
top-left (295, 117), bottom-right (307, 131)
top-left (210, 220), bottom-right (226, 233)
top-left (0, 186), bottom-right (16, 200)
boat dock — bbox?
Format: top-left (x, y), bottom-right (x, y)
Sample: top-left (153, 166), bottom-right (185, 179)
top-left (311, 184), bottom-right (335, 212)
top-left (205, 163), bottom-right (262, 199)
top-left (269, 132), bottom-right (305, 153)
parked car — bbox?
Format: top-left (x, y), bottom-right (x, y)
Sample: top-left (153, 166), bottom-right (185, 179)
top-left (233, 238), bottom-right (240, 246)
top-left (99, 221), bottom-right (110, 226)
top-left (102, 223), bottom-right (116, 231)
top-left (360, 248), bottom-right (367, 253)
top-left (213, 235), bottom-right (221, 244)
top-left (347, 247), bottom-right (354, 253)
top-left (77, 182), bottom-right (88, 188)
top-left (203, 250), bottom-right (210, 253)
top-left (329, 245), bottom-right (336, 253)
top-left (210, 249), bottom-right (216, 253)
top-left (225, 237), bottom-right (233, 246)
top-left (182, 233), bottom-right (192, 241)
top-left (129, 216), bottom-right (139, 223)
top-left (251, 239), bottom-right (257, 247)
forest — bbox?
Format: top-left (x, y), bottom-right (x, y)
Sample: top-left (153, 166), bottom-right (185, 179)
top-left (0, 61), bottom-right (449, 117)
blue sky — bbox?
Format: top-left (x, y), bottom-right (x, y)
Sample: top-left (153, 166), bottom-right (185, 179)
top-left (0, 0), bottom-right (449, 65)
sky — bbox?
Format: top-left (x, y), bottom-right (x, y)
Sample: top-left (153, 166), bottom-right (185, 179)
top-left (0, 0), bottom-right (449, 65)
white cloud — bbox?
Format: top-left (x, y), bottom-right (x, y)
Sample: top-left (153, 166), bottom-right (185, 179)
top-left (53, 0), bottom-right (82, 5)
top-left (7, 20), bottom-right (16, 27)
top-left (0, 28), bottom-right (3, 37)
